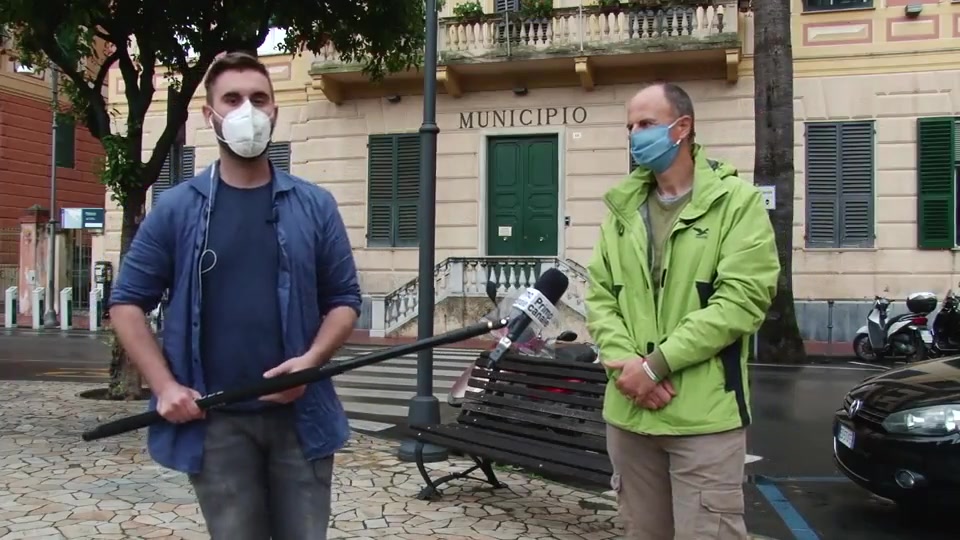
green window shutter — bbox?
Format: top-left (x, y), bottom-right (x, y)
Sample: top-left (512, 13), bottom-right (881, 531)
top-left (181, 146), bottom-right (196, 179)
top-left (366, 134), bottom-right (421, 247)
top-left (54, 113), bottom-right (76, 169)
top-left (805, 123), bottom-right (840, 248)
top-left (394, 134), bottom-right (421, 247)
top-left (268, 141), bottom-right (291, 172)
top-left (916, 117), bottom-right (956, 249)
top-left (838, 122), bottom-right (874, 248)
top-left (367, 135), bottom-right (396, 247)
top-left (151, 154), bottom-right (173, 207)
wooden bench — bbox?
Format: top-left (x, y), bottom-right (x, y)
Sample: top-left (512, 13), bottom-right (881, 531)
top-left (409, 350), bottom-right (612, 500)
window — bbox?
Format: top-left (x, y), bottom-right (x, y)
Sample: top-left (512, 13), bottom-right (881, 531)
top-left (268, 141), bottom-right (291, 172)
top-left (151, 144), bottom-right (196, 206)
top-left (55, 113), bottom-right (75, 169)
top-left (366, 133), bottom-right (421, 248)
top-left (495, 0), bottom-right (520, 11)
top-left (916, 117), bottom-right (960, 249)
top-left (803, 0), bottom-right (873, 12)
top-left (257, 28), bottom-right (288, 56)
top-left (804, 121), bottom-right (875, 248)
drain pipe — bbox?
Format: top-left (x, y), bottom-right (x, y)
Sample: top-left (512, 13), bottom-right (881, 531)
top-left (505, 10), bottom-right (511, 57)
top-left (827, 300), bottom-right (835, 356)
top-left (579, 0), bottom-right (584, 52)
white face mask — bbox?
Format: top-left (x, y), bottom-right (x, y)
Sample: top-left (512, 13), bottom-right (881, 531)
top-left (210, 100), bottom-right (273, 159)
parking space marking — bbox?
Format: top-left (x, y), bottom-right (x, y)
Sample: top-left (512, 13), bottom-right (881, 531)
top-left (755, 481), bottom-right (820, 540)
top-left (751, 363), bottom-right (882, 372)
top-left (756, 475), bottom-right (850, 483)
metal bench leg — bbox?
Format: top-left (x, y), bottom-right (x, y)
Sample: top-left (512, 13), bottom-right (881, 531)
top-left (414, 441), bottom-right (442, 500)
top-left (476, 457), bottom-right (507, 489)
top-left (415, 441), bottom-right (498, 500)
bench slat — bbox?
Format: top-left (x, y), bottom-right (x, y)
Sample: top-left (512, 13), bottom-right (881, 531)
top-left (419, 424), bottom-right (613, 475)
top-left (472, 393), bottom-right (606, 424)
top-left (469, 368), bottom-right (606, 396)
top-left (467, 378), bottom-right (605, 409)
top-left (460, 415), bottom-right (608, 453)
top-left (476, 356), bottom-right (608, 383)
top-left (462, 402), bottom-right (606, 437)
top-left (412, 426), bottom-right (613, 487)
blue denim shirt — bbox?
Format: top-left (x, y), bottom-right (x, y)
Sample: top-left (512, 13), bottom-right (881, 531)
top-left (109, 162), bottom-right (361, 474)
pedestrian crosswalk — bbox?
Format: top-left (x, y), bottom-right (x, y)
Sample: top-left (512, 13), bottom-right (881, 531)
top-left (329, 345), bottom-right (484, 434)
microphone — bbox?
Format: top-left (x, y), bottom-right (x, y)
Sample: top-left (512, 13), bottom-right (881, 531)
top-left (488, 268), bottom-right (569, 363)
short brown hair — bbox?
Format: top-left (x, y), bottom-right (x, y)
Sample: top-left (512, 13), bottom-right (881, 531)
top-left (203, 52), bottom-right (273, 103)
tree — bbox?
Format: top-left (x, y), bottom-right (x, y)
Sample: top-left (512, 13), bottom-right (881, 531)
top-left (0, 0), bottom-right (427, 398)
top-left (752, 0), bottom-right (806, 363)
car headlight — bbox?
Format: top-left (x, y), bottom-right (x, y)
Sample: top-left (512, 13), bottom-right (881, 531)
top-left (882, 404), bottom-right (960, 436)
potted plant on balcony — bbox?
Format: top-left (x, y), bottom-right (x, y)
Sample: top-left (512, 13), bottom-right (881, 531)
top-left (596, 0), bottom-right (623, 14)
top-left (453, 0), bottom-right (485, 24)
top-left (520, 0), bottom-right (553, 21)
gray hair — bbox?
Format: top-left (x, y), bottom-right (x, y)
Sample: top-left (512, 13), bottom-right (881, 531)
top-left (644, 81), bottom-right (696, 141)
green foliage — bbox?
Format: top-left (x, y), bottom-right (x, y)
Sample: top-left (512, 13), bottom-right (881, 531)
top-left (454, 1), bottom-right (486, 22)
top-left (520, 0), bottom-right (554, 20)
top-left (0, 0), bottom-right (428, 201)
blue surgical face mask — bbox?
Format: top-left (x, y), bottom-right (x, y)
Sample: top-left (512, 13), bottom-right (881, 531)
top-left (629, 118), bottom-right (682, 174)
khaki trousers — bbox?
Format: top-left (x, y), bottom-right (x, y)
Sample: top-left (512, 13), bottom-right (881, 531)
top-left (607, 424), bottom-right (748, 540)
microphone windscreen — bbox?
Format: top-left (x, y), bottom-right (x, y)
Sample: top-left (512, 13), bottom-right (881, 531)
top-left (534, 268), bottom-right (569, 306)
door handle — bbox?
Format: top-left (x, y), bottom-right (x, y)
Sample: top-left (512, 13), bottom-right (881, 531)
top-left (539, 236), bottom-right (544, 242)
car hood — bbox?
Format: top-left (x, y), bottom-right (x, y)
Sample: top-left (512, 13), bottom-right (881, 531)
top-left (848, 356), bottom-right (960, 414)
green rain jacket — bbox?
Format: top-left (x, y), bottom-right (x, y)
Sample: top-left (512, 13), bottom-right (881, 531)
top-left (585, 144), bottom-right (780, 436)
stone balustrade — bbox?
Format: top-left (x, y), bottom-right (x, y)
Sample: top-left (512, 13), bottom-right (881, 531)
top-left (369, 256), bottom-right (590, 337)
top-left (440, 3), bottom-right (737, 59)
top-left (312, 3), bottom-right (749, 71)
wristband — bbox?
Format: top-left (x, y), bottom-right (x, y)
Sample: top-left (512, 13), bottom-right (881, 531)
top-left (641, 360), bottom-right (660, 383)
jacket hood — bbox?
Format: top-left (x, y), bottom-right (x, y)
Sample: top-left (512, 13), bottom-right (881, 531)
top-left (603, 143), bottom-right (737, 220)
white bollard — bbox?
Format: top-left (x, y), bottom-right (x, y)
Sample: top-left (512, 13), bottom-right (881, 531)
top-left (89, 285), bottom-right (102, 332)
top-left (60, 287), bottom-right (73, 330)
top-left (3, 286), bottom-right (16, 329)
top-left (31, 287), bottom-right (45, 329)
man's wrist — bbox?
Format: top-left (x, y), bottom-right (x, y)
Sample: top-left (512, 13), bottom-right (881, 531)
top-left (644, 349), bottom-right (671, 380)
top-left (641, 360), bottom-right (660, 383)
top-left (303, 346), bottom-right (332, 367)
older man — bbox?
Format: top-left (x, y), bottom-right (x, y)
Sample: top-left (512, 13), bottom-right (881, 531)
top-left (585, 82), bottom-right (780, 539)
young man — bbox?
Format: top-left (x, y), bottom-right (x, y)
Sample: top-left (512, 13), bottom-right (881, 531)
top-left (108, 52), bottom-right (362, 540)
top-left (585, 82), bottom-right (780, 539)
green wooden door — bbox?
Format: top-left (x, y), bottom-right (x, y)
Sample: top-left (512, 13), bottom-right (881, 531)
top-left (487, 135), bottom-right (559, 257)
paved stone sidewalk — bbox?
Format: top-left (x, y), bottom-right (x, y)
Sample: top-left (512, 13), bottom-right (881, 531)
top-left (0, 381), bottom-right (625, 539)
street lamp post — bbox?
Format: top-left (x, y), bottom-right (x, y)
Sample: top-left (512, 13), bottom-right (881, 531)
top-left (42, 69), bottom-right (60, 329)
top-left (398, 0), bottom-right (448, 463)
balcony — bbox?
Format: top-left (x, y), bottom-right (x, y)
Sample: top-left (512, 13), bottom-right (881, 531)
top-left (311, 1), bottom-right (748, 103)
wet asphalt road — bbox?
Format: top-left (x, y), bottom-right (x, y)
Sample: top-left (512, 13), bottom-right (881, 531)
top-left (0, 330), bottom-right (954, 539)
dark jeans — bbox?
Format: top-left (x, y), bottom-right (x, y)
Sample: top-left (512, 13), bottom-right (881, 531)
top-left (188, 406), bottom-right (334, 540)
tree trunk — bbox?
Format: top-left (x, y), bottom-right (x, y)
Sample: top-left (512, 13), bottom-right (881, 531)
top-left (753, 0), bottom-right (806, 363)
top-left (106, 186), bottom-right (147, 400)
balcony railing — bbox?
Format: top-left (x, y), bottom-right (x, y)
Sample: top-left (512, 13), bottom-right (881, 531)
top-left (368, 256), bottom-right (590, 337)
top-left (312, 2), bottom-right (742, 72)
top-left (440, 3), bottom-right (737, 60)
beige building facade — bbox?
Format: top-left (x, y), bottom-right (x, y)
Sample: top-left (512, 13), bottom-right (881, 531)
top-left (98, 0), bottom-right (960, 341)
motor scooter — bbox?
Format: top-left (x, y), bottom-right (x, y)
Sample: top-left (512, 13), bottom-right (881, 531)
top-left (930, 286), bottom-right (960, 357)
top-left (447, 281), bottom-right (598, 407)
top-left (853, 292), bottom-right (935, 363)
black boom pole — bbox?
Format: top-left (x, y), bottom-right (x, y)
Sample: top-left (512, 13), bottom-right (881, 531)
top-left (398, 0), bottom-right (447, 463)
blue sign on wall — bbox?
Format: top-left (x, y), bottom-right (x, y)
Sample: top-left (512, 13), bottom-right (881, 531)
top-left (61, 208), bottom-right (105, 229)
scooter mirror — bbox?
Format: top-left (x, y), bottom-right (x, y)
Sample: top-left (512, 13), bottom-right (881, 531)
top-left (556, 330), bottom-right (578, 342)
top-left (485, 281), bottom-right (499, 308)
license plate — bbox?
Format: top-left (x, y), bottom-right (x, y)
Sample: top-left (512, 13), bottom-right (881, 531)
top-left (920, 330), bottom-right (933, 344)
top-left (837, 425), bottom-right (855, 449)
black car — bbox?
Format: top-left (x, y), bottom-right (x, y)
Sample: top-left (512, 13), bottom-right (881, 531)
top-left (833, 355), bottom-right (960, 509)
